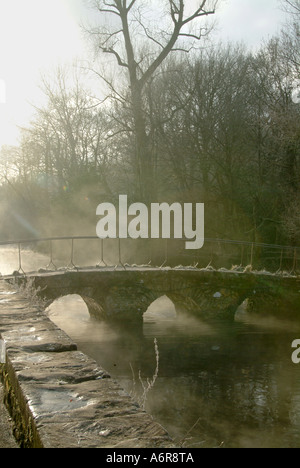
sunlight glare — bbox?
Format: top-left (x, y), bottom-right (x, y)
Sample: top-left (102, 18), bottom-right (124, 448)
top-left (0, 0), bottom-right (84, 148)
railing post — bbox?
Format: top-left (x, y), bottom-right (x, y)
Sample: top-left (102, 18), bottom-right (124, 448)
top-left (279, 249), bottom-right (283, 274)
top-left (97, 239), bottom-right (107, 268)
top-left (292, 248), bottom-right (297, 274)
top-left (207, 241), bottom-right (214, 269)
top-left (240, 245), bottom-right (244, 267)
top-left (46, 240), bottom-right (57, 271)
top-left (67, 238), bottom-right (78, 270)
top-left (17, 243), bottom-right (26, 275)
top-left (115, 238), bottom-right (125, 270)
top-left (149, 239), bottom-right (152, 266)
top-left (250, 243), bottom-right (254, 269)
top-left (160, 239), bottom-right (168, 269)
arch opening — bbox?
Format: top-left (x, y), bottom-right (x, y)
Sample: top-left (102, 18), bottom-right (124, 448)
top-left (143, 295), bottom-right (177, 323)
top-left (234, 298), bottom-right (250, 321)
top-left (46, 294), bottom-right (91, 335)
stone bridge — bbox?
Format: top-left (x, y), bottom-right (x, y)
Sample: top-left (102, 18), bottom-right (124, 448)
top-left (19, 268), bottom-right (300, 322)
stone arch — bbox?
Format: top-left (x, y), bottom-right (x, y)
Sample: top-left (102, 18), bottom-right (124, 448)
top-left (166, 292), bottom-right (201, 317)
top-left (46, 294), bottom-right (91, 329)
top-left (80, 295), bottom-right (107, 321)
top-left (143, 295), bottom-right (177, 322)
top-left (29, 269), bottom-right (300, 324)
top-left (77, 285), bottom-right (163, 323)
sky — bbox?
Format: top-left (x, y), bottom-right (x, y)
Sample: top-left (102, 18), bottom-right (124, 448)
top-left (0, 0), bottom-right (289, 150)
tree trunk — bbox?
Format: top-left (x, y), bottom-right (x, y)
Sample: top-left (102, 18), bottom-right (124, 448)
top-left (131, 83), bottom-right (154, 202)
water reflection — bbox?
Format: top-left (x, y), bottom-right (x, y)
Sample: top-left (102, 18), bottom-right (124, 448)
top-left (46, 294), bottom-right (300, 448)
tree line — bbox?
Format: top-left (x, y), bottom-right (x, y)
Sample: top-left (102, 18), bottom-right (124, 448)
top-left (0, 0), bottom-right (299, 246)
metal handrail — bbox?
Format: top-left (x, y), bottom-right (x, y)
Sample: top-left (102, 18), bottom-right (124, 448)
top-left (0, 236), bottom-right (298, 251)
top-left (0, 236), bottom-right (98, 246)
top-left (0, 235), bottom-right (299, 276)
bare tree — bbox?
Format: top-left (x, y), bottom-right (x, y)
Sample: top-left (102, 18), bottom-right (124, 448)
top-left (86, 0), bottom-right (219, 200)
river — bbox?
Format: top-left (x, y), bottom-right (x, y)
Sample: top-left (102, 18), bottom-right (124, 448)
top-left (1, 246), bottom-right (300, 448)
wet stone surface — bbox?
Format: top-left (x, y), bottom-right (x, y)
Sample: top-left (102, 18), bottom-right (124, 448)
top-left (0, 281), bottom-right (173, 448)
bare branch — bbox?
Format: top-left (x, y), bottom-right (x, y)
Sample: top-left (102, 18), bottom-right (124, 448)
top-left (94, 0), bottom-right (121, 16)
top-left (126, 0), bottom-right (137, 12)
top-left (182, 0), bottom-right (217, 26)
top-left (169, 0), bottom-right (180, 17)
top-left (179, 28), bottom-right (208, 40)
top-left (135, 17), bottom-right (166, 49)
top-left (84, 66), bottom-right (128, 105)
top-left (137, 1), bottom-right (217, 89)
top-left (169, 0), bottom-right (184, 25)
top-left (100, 29), bottom-right (124, 46)
top-left (97, 7), bottom-right (119, 15)
top-left (101, 46), bottom-right (129, 68)
top-left (170, 45), bottom-right (195, 53)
